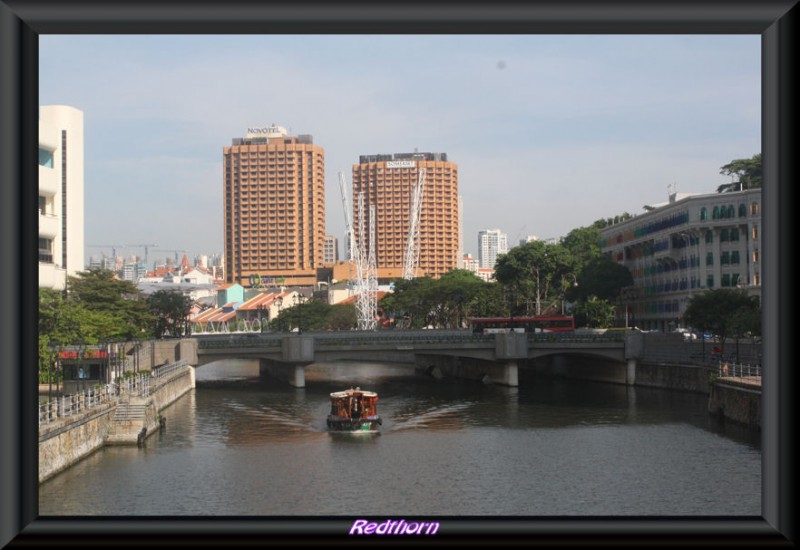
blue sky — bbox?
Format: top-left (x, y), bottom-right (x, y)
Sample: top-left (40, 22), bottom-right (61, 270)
top-left (39, 35), bottom-right (760, 264)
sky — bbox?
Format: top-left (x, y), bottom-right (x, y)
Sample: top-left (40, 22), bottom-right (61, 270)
top-left (39, 35), bottom-right (761, 266)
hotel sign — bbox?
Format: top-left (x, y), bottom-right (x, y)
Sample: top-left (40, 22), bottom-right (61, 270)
top-left (386, 160), bottom-right (416, 169)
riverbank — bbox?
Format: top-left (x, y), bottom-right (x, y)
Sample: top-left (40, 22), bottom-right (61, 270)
top-left (38, 363), bottom-right (195, 483)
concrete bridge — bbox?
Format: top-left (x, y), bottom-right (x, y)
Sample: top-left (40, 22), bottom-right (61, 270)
top-left (192, 330), bottom-right (640, 387)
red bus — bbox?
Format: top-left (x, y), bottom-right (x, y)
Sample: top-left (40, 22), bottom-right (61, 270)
top-left (469, 315), bottom-right (575, 334)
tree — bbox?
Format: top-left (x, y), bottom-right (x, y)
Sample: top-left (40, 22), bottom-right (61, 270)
top-left (719, 153), bottom-right (762, 191)
top-left (572, 296), bottom-right (616, 328)
top-left (147, 290), bottom-right (193, 338)
top-left (67, 268), bottom-right (153, 339)
top-left (494, 241), bottom-right (576, 316)
top-left (683, 289), bottom-right (761, 352)
top-left (572, 255), bottom-right (634, 303)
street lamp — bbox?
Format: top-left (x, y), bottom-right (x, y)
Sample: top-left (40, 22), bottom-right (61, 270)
top-left (294, 293), bottom-right (305, 334)
top-left (561, 274), bottom-right (578, 315)
top-left (258, 303), bottom-right (266, 333)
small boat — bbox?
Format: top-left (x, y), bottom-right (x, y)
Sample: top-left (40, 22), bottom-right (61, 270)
top-left (327, 387), bottom-right (382, 434)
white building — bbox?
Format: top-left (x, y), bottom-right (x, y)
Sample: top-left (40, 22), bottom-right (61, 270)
top-left (323, 235), bottom-right (339, 264)
top-left (600, 188), bottom-right (762, 331)
top-left (478, 229), bottom-right (508, 269)
top-left (38, 105), bottom-right (84, 290)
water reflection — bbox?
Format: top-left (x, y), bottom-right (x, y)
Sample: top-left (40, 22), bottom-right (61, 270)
top-left (39, 360), bottom-right (761, 516)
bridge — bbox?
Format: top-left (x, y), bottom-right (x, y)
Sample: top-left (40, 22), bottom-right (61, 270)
top-left (192, 330), bottom-right (640, 387)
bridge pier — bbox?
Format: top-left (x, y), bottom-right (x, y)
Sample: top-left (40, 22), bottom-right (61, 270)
top-left (626, 359), bottom-right (637, 386)
top-left (258, 360), bottom-right (306, 388)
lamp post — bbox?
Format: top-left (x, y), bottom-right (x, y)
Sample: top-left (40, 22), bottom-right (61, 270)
top-left (258, 303), bottom-right (265, 333)
top-left (274, 296), bottom-right (283, 331)
top-left (294, 293), bottom-right (305, 334)
top-left (561, 274), bottom-right (578, 315)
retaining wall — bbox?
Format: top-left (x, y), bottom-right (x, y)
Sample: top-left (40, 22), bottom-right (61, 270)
top-left (39, 366), bottom-right (195, 483)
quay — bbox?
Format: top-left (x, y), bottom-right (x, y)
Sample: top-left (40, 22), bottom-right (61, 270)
top-left (38, 341), bottom-right (197, 483)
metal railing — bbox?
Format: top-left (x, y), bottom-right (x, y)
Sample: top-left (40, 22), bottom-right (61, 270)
top-left (39, 361), bottom-right (190, 427)
top-left (717, 360), bottom-right (762, 378)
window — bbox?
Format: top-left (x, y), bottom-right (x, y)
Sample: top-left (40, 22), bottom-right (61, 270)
top-left (720, 229), bottom-right (729, 242)
top-left (721, 251), bottom-right (730, 265)
top-left (707, 274), bottom-right (714, 288)
top-left (712, 206), bottom-right (720, 219)
top-left (752, 225), bottom-right (758, 240)
top-left (706, 252), bottom-right (714, 266)
top-left (731, 273), bottom-right (740, 287)
top-left (731, 251), bottom-right (740, 264)
top-left (721, 274), bottom-right (731, 287)
top-left (727, 205), bottom-right (735, 218)
top-left (753, 249), bottom-right (759, 263)
top-left (700, 207), bottom-right (708, 221)
top-left (730, 228), bottom-right (740, 241)
top-left (38, 148), bottom-right (53, 168)
top-left (739, 204), bottom-right (747, 217)
top-left (750, 202), bottom-right (760, 216)
top-left (705, 230), bottom-right (713, 244)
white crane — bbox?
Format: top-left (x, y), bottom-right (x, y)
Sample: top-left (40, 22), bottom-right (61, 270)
top-left (403, 167), bottom-right (426, 280)
top-left (338, 172), bottom-right (377, 330)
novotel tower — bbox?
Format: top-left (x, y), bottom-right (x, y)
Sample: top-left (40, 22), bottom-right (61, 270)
top-left (223, 124), bottom-right (326, 287)
top-left (352, 152), bottom-right (460, 279)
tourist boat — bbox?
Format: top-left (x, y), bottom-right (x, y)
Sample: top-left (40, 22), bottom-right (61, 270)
top-left (327, 387), bottom-right (382, 434)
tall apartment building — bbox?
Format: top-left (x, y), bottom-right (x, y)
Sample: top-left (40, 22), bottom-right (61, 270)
top-left (38, 105), bottom-right (85, 291)
top-left (323, 235), bottom-right (339, 264)
top-left (478, 229), bottom-right (508, 269)
top-left (223, 125), bottom-right (325, 288)
top-left (600, 188), bottom-right (762, 331)
top-left (351, 152), bottom-right (459, 279)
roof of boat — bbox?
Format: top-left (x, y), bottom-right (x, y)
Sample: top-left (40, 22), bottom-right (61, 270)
top-left (330, 387), bottom-right (378, 398)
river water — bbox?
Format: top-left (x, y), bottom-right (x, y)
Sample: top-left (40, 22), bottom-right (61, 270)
top-left (38, 360), bottom-right (761, 517)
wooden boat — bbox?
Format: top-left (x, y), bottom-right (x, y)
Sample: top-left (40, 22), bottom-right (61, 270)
top-left (327, 387), bottom-right (382, 434)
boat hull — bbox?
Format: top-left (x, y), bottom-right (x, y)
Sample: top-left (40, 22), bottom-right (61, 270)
top-left (327, 415), bottom-right (382, 434)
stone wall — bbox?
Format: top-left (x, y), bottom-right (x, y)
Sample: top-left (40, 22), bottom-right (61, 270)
top-left (708, 379), bottom-right (761, 429)
top-left (39, 365), bottom-right (195, 483)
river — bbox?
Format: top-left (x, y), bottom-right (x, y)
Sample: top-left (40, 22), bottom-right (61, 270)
top-left (38, 360), bottom-right (761, 517)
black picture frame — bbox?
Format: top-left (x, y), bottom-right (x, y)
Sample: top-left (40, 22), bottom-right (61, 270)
top-left (1, 1), bottom-right (795, 546)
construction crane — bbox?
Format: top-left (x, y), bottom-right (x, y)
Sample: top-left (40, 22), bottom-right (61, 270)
top-left (402, 167), bottom-right (426, 280)
top-left (338, 171), bottom-right (377, 330)
top-left (126, 243), bottom-right (158, 267)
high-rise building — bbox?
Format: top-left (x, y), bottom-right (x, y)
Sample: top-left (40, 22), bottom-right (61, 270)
top-left (351, 152), bottom-right (459, 279)
top-left (323, 235), bottom-right (339, 264)
top-left (38, 105), bottom-right (85, 290)
top-left (478, 229), bottom-right (508, 269)
top-left (223, 125), bottom-right (325, 288)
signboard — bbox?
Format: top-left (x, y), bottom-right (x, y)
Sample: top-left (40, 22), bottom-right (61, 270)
top-left (246, 125), bottom-right (287, 139)
top-left (386, 160), bottom-right (416, 169)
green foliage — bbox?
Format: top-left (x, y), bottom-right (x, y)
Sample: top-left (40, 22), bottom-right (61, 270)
top-left (572, 296), bottom-right (616, 328)
top-left (270, 299), bottom-right (357, 331)
top-left (572, 255), bottom-right (634, 303)
top-left (147, 289), bottom-right (192, 338)
top-left (379, 270), bottom-right (500, 329)
top-left (67, 268), bottom-right (153, 339)
top-left (494, 241), bottom-right (577, 316)
top-left (719, 153), bottom-right (762, 190)
top-left (683, 289), bottom-right (761, 349)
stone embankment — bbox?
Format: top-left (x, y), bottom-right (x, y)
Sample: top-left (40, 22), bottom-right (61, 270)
top-left (39, 361), bottom-right (195, 483)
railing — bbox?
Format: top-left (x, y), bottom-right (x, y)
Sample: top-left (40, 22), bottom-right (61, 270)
top-left (717, 360), bottom-right (762, 378)
top-left (39, 361), bottom-right (190, 428)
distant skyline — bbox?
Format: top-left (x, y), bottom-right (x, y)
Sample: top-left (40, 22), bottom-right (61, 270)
top-left (39, 35), bottom-right (760, 264)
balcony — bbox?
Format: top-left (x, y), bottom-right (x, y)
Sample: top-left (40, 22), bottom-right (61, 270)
top-left (39, 211), bottom-right (59, 238)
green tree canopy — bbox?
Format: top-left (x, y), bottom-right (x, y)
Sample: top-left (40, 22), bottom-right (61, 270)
top-left (571, 255), bottom-right (634, 303)
top-left (719, 153), bottom-right (762, 191)
top-left (147, 290), bottom-right (193, 338)
top-left (494, 241), bottom-right (576, 316)
top-left (683, 289), bottom-right (761, 349)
